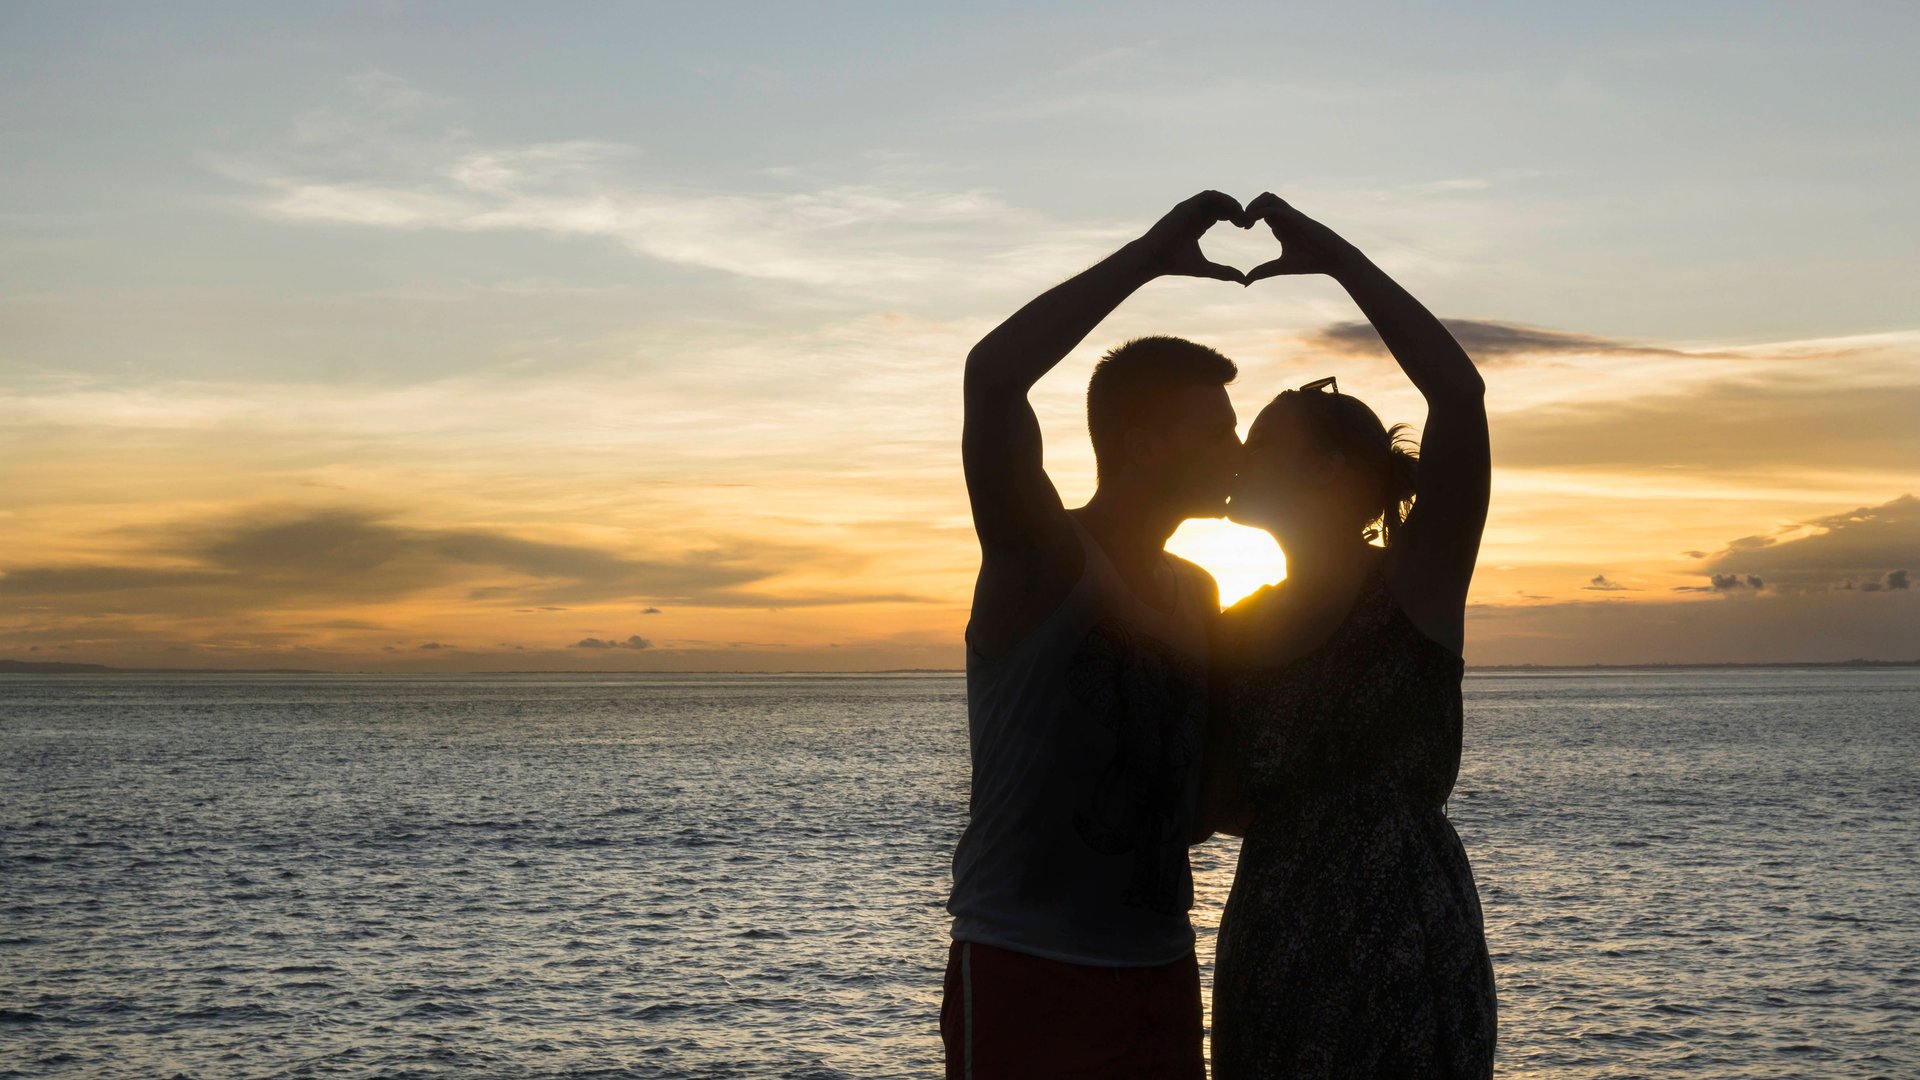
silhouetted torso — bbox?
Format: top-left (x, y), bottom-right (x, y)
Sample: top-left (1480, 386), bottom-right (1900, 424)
top-left (949, 517), bottom-right (1211, 965)
top-left (1211, 560), bottom-right (1496, 1077)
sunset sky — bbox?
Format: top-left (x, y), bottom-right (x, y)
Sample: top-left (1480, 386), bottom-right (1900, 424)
top-left (3, 3), bottom-right (1916, 670)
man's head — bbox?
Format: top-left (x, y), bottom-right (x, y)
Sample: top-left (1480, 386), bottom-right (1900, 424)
top-left (1086, 336), bottom-right (1241, 517)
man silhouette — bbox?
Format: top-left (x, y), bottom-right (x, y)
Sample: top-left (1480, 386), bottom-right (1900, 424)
top-left (941, 192), bottom-right (1253, 1078)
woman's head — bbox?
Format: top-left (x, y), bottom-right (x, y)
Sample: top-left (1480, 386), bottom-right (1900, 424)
top-left (1227, 379), bottom-right (1418, 547)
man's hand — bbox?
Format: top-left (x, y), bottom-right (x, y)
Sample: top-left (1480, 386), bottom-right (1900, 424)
top-left (1243, 192), bottom-right (1364, 282)
top-left (1128, 190), bottom-right (1256, 284)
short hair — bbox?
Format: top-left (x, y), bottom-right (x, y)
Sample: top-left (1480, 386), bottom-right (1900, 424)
top-left (1086, 336), bottom-right (1237, 478)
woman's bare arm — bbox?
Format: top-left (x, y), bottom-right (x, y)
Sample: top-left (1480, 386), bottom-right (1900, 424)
top-left (1245, 193), bottom-right (1490, 653)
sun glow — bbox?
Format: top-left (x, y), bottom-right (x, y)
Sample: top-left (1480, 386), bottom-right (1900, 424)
top-left (1166, 518), bottom-right (1288, 608)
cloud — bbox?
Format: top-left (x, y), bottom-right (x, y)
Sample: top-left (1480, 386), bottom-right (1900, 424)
top-left (0, 506), bottom-right (924, 615)
top-left (205, 76), bottom-right (1193, 303)
top-left (250, 171), bottom-right (999, 287)
top-left (417, 641), bottom-right (453, 650)
top-left (1301, 318), bottom-right (1732, 366)
top-left (213, 79), bottom-right (1046, 290)
top-left (572, 635), bottom-right (651, 650)
top-left (642, 607), bottom-right (662, 614)
top-left (1583, 574), bottom-right (1633, 591)
top-left (1493, 379), bottom-right (1920, 472)
top-left (1466, 589), bottom-right (1920, 666)
top-left (1700, 495), bottom-right (1920, 591)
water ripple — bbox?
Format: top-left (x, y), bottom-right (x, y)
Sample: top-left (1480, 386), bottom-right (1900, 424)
top-left (2, 669), bottom-right (1916, 1077)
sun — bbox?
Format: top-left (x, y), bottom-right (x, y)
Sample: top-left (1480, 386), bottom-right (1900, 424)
top-left (1166, 518), bottom-right (1288, 608)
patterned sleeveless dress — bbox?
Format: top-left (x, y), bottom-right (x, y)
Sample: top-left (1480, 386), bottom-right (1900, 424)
top-left (1210, 560), bottom-right (1497, 1078)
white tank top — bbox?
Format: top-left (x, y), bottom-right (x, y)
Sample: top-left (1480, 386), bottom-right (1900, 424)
top-left (948, 517), bottom-right (1212, 966)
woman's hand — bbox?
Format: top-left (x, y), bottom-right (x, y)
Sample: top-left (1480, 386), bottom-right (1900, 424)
top-left (1243, 192), bottom-right (1364, 282)
top-left (1127, 190), bottom-right (1256, 284)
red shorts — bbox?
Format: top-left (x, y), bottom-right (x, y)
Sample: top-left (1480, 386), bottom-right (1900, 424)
top-left (939, 939), bottom-right (1204, 1079)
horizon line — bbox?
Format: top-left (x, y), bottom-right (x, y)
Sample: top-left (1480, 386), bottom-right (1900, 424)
top-left (5, 659), bottom-right (1919, 676)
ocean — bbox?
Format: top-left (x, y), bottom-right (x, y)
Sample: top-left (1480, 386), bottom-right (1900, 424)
top-left (2, 669), bottom-right (1916, 1078)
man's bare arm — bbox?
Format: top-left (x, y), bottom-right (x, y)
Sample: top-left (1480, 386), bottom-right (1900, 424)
top-left (963, 191), bottom-right (1251, 556)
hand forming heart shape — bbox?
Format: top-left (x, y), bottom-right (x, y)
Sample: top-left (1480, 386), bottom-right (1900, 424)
top-left (1237, 191), bottom-right (1362, 283)
top-left (1140, 190), bottom-right (1361, 286)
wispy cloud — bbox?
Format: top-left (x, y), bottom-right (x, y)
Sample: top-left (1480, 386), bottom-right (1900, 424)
top-left (1303, 317), bottom-right (1740, 365)
top-left (213, 75), bottom-right (1120, 292)
top-left (0, 506), bottom-right (925, 614)
top-left (245, 168), bottom-right (1000, 287)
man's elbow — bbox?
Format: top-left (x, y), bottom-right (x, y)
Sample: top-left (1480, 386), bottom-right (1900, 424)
top-left (963, 344), bottom-right (1002, 395)
top-left (963, 350), bottom-right (1025, 404)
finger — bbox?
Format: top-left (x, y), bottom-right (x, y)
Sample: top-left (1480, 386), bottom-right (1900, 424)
top-left (1254, 194), bottom-right (1300, 232)
top-left (1244, 258), bottom-right (1302, 284)
top-left (1243, 192), bottom-right (1284, 220)
top-left (1195, 260), bottom-right (1249, 284)
top-left (1189, 189), bottom-right (1245, 225)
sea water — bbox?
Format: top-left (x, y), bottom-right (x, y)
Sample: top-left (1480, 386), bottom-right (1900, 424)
top-left (2, 669), bottom-right (1916, 1078)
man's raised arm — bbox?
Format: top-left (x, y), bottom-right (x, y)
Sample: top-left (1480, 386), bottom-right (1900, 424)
top-left (962, 191), bottom-right (1251, 555)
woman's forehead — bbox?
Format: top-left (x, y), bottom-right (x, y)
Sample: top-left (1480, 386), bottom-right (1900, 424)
top-left (1250, 396), bottom-right (1304, 439)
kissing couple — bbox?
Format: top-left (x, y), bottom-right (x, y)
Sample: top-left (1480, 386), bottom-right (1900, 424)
top-left (942, 191), bottom-right (1496, 1078)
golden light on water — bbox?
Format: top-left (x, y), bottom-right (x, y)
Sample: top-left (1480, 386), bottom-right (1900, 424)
top-left (1166, 519), bottom-right (1288, 607)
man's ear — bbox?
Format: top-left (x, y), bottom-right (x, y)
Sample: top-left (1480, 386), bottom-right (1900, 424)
top-left (1122, 425), bottom-right (1162, 469)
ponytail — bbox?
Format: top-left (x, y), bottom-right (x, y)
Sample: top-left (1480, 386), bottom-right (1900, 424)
top-left (1372, 423), bottom-right (1420, 547)
top-left (1279, 388), bottom-right (1421, 546)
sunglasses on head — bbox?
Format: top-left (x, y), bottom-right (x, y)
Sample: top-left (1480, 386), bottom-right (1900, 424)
top-left (1291, 376), bottom-right (1338, 394)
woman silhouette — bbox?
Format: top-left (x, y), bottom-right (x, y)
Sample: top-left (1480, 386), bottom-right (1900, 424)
top-left (1204, 193), bottom-right (1497, 1077)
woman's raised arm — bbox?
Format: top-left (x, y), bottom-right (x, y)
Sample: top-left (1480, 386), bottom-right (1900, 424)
top-left (1246, 193), bottom-right (1490, 653)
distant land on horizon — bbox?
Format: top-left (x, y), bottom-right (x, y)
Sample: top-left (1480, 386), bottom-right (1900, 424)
top-left (4, 659), bottom-right (1919, 676)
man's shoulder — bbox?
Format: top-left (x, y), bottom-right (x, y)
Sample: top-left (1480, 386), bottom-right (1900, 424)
top-left (969, 527), bottom-right (1089, 662)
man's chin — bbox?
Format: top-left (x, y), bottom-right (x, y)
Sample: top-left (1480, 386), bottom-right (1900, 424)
top-left (1187, 499), bottom-right (1232, 521)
